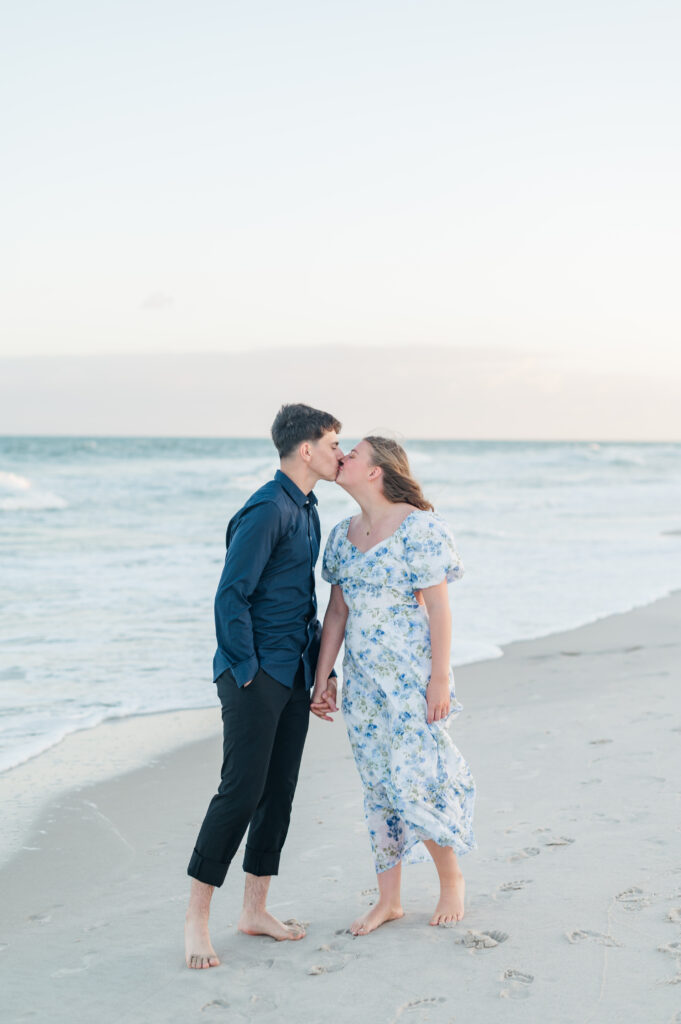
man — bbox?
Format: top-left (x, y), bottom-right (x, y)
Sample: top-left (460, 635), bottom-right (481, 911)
top-left (184, 403), bottom-right (343, 969)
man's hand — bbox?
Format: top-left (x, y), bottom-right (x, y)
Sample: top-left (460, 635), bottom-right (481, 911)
top-left (310, 676), bottom-right (338, 722)
top-left (426, 673), bottom-right (450, 724)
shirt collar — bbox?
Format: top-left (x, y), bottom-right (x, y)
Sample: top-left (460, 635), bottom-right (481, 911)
top-left (275, 469), bottom-right (318, 508)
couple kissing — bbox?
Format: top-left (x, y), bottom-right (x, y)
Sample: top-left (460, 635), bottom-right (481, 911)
top-left (185, 403), bottom-right (475, 969)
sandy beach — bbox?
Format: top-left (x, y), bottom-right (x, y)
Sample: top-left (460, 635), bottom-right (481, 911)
top-left (2, 591), bottom-right (680, 1024)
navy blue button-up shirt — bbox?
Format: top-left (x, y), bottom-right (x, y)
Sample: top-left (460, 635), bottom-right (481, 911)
top-left (213, 469), bottom-right (324, 690)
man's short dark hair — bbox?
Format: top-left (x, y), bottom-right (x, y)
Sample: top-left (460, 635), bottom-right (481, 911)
top-left (271, 403), bottom-right (342, 458)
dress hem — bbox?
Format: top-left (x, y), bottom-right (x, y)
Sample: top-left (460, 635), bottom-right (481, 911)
top-left (374, 831), bottom-right (477, 874)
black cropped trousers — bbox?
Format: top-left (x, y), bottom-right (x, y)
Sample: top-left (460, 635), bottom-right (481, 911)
top-left (187, 663), bottom-right (310, 887)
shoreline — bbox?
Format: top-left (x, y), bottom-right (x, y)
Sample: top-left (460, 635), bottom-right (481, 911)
top-left (2, 581), bottom-right (679, 843)
top-left (0, 706), bottom-right (221, 868)
top-left (2, 589), bottom-right (680, 1021)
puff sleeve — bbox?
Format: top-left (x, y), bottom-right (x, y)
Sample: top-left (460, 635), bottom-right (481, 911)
top-left (403, 511), bottom-right (464, 589)
top-left (321, 519), bottom-right (344, 584)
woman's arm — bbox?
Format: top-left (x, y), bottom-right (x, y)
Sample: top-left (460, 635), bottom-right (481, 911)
top-left (311, 584), bottom-right (349, 721)
top-left (421, 581), bottom-right (452, 724)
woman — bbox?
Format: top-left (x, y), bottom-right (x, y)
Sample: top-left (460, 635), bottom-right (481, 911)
top-left (311, 436), bottom-right (475, 936)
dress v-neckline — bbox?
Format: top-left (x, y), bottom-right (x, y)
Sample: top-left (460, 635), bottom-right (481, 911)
top-left (344, 510), bottom-right (418, 556)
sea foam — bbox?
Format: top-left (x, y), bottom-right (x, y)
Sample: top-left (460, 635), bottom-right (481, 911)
top-left (0, 470), bottom-right (67, 511)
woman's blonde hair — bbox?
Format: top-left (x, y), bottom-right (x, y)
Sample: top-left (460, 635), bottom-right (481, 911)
top-left (364, 436), bottom-right (434, 511)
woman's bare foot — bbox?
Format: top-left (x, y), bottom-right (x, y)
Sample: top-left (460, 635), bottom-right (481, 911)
top-left (350, 901), bottom-right (404, 936)
top-left (429, 872), bottom-right (465, 926)
top-left (184, 912), bottom-right (220, 968)
top-left (237, 909), bottom-right (305, 941)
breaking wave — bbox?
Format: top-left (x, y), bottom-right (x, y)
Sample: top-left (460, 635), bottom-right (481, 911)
top-left (0, 471), bottom-right (67, 512)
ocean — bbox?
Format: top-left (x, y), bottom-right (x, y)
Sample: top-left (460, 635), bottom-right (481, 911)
top-left (1, 437), bottom-right (680, 774)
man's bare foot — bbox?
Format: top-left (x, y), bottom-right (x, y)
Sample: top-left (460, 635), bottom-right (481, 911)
top-left (429, 872), bottom-right (465, 926)
top-left (185, 913), bottom-right (220, 968)
top-left (237, 909), bottom-right (305, 941)
top-left (350, 902), bottom-right (404, 936)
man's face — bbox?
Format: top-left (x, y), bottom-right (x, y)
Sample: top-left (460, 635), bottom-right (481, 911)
top-left (308, 430), bottom-right (344, 482)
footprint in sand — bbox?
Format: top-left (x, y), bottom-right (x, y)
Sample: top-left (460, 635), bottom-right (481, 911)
top-left (667, 908), bottom-right (681, 923)
top-left (390, 997), bottom-right (447, 1022)
top-left (202, 1000), bottom-right (230, 1012)
top-left (500, 968), bottom-right (534, 1000)
top-left (589, 738), bottom-right (613, 745)
top-left (307, 940), bottom-right (357, 976)
top-left (508, 847), bottom-right (541, 862)
top-left (498, 879), bottom-right (533, 895)
top-left (504, 968), bottom-right (534, 982)
top-left (307, 958), bottom-right (351, 976)
top-left (456, 930), bottom-right (509, 949)
top-left (566, 930), bottom-right (622, 947)
top-left (542, 836), bottom-right (575, 847)
top-left (658, 941), bottom-right (681, 985)
top-left (616, 887), bottom-right (649, 911)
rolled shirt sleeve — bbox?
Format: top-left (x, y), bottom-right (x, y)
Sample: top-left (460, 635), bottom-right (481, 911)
top-left (214, 500), bottom-right (283, 686)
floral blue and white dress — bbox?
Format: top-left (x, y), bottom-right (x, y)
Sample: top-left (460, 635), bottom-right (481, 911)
top-left (322, 510), bottom-right (476, 873)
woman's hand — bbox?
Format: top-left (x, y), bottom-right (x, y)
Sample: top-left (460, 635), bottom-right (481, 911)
top-left (310, 675), bottom-right (338, 722)
top-left (426, 673), bottom-right (450, 724)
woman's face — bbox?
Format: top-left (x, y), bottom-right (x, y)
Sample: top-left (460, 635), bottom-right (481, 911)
top-left (335, 439), bottom-right (376, 491)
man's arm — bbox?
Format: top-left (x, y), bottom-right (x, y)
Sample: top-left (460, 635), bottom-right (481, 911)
top-left (214, 500), bottom-right (282, 687)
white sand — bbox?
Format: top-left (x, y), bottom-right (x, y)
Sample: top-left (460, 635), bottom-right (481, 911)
top-left (2, 593), bottom-right (681, 1023)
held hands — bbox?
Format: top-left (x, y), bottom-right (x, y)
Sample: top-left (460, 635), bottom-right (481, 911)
top-left (426, 673), bottom-right (450, 724)
top-left (310, 675), bottom-right (338, 722)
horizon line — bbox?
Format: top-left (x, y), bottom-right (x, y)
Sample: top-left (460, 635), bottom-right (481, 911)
top-left (1, 434), bottom-right (679, 444)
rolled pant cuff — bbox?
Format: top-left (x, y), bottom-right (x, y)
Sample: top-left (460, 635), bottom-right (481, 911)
top-left (187, 848), bottom-right (229, 887)
top-left (242, 845), bottom-right (281, 876)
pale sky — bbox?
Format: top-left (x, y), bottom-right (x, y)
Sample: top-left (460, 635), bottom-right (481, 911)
top-left (1, 1), bottom-right (680, 435)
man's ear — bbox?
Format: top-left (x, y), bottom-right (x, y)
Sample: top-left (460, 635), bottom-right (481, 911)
top-left (300, 441), bottom-right (313, 462)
